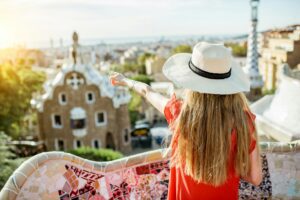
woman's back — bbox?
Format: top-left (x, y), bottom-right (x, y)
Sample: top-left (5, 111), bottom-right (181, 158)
top-left (164, 94), bottom-right (257, 200)
top-left (168, 166), bottom-right (239, 199)
top-left (110, 42), bottom-right (262, 200)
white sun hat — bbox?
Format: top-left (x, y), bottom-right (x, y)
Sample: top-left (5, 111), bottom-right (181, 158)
top-left (162, 42), bottom-right (250, 94)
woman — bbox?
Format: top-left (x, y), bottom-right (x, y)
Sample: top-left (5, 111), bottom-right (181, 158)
top-left (110, 42), bottom-right (262, 200)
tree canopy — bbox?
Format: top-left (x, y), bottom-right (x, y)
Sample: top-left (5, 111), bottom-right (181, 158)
top-left (131, 74), bottom-right (154, 85)
top-left (171, 44), bottom-right (192, 54)
top-left (225, 42), bottom-right (247, 57)
top-left (137, 52), bottom-right (154, 65)
top-left (0, 64), bottom-right (45, 138)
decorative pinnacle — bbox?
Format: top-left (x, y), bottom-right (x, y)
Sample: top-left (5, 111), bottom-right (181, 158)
top-left (72, 31), bottom-right (79, 64)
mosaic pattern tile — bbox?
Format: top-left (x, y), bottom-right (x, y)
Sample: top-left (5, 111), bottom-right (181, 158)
top-left (0, 142), bottom-right (299, 200)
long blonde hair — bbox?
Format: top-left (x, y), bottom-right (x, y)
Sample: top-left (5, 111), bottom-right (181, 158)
top-left (171, 90), bottom-right (257, 186)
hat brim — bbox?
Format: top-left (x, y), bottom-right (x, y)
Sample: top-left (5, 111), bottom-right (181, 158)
top-left (162, 53), bottom-right (250, 94)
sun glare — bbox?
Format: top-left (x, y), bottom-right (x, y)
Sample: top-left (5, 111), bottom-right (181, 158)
top-left (0, 26), bottom-right (11, 48)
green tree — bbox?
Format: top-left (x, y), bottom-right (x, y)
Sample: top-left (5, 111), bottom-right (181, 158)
top-left (127, 75), bottom-right (154, 125)
top-left (263, 88), bottom-right (276, 95)
top-left (137, 52), bottom-right (154, 65)
top-left (0, 132), bottom-right (26, 189)
top-left (111, 62), bottom-right (145, 74)
top-left (136, 53), bottom-right (155, 74)
top-left (172, 44), bottom-right (192, 54)
top-left (128, 92), bottom-right (142, 125)
top-left (225, 42), bottom-right (247, 57)
top-left (0, 64), bottom-right (45, 138)
top-left (131, 74), bottom-right (154, 85)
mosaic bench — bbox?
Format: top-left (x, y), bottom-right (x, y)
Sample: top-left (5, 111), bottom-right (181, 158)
top-left (0, 141), bottom-right (299, 200)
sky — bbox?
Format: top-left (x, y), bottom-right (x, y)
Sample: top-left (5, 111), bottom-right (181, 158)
top-left (0, 0), bottom-right (299, 48)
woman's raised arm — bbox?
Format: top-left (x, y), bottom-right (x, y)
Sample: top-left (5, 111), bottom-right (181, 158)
top-left (109, 72), bottom-right (169, 114)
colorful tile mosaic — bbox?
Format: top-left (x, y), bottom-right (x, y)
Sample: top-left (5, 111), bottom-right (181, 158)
top-left (1, 142), bottom-right (300, 200)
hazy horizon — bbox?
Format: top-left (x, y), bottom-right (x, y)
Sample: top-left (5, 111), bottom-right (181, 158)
top-left (0, 0), bottom-right (299, 48)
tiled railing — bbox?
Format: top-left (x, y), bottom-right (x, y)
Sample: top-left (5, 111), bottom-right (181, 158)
top-left (0, 141), bottom-right (299, 200)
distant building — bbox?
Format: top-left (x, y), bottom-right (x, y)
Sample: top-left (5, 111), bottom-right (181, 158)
top-left (259, 24), bottom-right (300, 90)
top-left (145, 45), bottom-right (171, 82)
top-left (155, 45), bottom-right (172, 58)
top-left (145, 56), bottom-right (166, 75)
top-left (120, 46), bottom-right (142, 65)
top-left (31, 32), bottom-right (132, 153)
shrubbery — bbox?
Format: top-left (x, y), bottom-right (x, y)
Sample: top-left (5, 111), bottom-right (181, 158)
top-left (263, 88), bottom-right (276, 95)
top-left (67, 147), bottom-right (123, 161)
top-left (0, 132), bottom-right (27, 189)
top-left (0, 158), bottom-right (26, 190)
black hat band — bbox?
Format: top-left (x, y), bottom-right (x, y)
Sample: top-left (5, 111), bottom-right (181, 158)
top-left (188, 60), bottom-right (231, 80)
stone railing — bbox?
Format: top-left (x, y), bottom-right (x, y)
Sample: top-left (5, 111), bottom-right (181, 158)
top-left (0, 141), bottom-right (299, 200)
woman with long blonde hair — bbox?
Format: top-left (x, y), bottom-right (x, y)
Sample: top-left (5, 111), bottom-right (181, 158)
top-left (110, 42), bottom-right (262, 199)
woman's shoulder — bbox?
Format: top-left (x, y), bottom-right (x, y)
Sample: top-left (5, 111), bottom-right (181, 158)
top-left (245, 109), bottom-right (256, 121)
top-left (164, 94), bottom-right (182, 125)
top-left (244, 109), bottom-right (256, 132)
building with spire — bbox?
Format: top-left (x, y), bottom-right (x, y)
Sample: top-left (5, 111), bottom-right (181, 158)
top-left (31, 32), bottom-right (132, 153)
top-left (244, 0), bottom-right (264, 100)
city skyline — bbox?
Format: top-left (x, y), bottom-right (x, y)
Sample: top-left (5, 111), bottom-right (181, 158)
top-left (0, 0), bottom-right (299, 48)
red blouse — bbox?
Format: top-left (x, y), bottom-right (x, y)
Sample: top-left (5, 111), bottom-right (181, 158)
top-left (164, 95), bottom-right (256, 200)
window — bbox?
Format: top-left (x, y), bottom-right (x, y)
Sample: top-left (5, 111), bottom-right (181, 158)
top-left (52, 114), bottom-right (62, 128)
top-left (55, 139), bottom-right (65, 151)
top-left (91, 139), bottom-right (101, 149)
top-left (86, 92), bottom-right (95, 104)
top-left (71, 119), bottom-right (85, 129)
top-left (77, 140), bottom-right (81, 148)
top-left (95, 111), bottom-right (107, 126)
top-left (74, 140), bottom-right (82, 149)
top-left (70, 107), bottom-right (86, 129)
top-left (59, 93), bottom-right (67, 105)
top-left (124, 129), bottom-right (130, 144)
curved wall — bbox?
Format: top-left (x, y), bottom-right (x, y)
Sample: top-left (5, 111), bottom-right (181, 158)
top-left (0, 142), bottom-right (299, 199)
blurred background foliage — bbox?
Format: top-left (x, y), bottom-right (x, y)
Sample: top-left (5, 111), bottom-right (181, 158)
top-left (111, 52), bottom-right (154, 75)
top-left (171, 44), bottom-right (192, 54)
top-left (225, 42), bottom-right (247, 57)
top-left (128, 75), bottom-right (154, 125)
top-left (0, 132), bottom-right (27, 190)
top-left (0, 63), bottom-right (45, 139)
top-left (67, 147), bottom-right (123, 161)
top-left (110, 52), bottom-right (155, 125)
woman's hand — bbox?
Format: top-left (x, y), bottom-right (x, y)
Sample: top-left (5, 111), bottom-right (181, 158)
top-left (109, 72), bottom-right (169, 114)
top-left (109, 72), bottom-right (149, 96)
top-left (109, 72), bottom-right (127, 87)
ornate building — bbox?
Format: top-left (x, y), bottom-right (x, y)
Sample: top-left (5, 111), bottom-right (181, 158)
top-left (244, 0), bottom-right (264, 101)
top-left (31, 32), bottom-right (132, 153)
